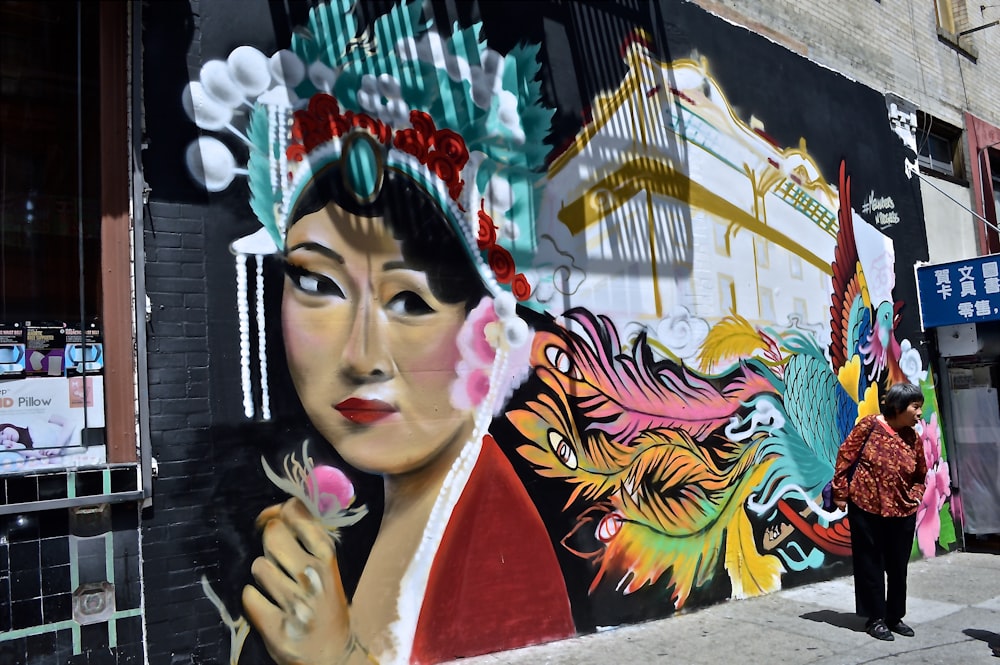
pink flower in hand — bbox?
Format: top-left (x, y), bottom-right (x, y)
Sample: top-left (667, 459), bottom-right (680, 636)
top-left (307, 465), bottom-right (355, 514)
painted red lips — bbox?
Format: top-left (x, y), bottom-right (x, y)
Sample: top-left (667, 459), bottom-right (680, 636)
top-left (335, 398), bottom-right (397, 425)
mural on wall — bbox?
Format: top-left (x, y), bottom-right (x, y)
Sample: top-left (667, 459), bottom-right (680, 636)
top-left (176, 1), bottom-right (956, 663)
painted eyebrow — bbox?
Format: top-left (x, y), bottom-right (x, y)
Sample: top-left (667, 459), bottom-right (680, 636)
top-left (381, 260), bottom-right (409, 271)
top-left (284, 242), bottom-right (344, 264)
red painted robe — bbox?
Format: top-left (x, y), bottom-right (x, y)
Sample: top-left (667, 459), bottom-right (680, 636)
top-left (410, 435), bottom-right (576, 663)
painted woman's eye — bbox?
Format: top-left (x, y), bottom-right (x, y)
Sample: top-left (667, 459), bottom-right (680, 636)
top-left (284, 263), bottom-right (345, 298)
top-left (386, 291), bottom-right (434, 315)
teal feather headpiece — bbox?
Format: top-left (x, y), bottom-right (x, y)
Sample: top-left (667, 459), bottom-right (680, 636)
top-left (186, 0), bottom-right (552, 302)
top-left (182, 0), bottom-right (553, 417)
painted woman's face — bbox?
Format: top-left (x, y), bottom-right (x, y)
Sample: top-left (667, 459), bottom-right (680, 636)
top-left (281, 203), bottom-right (473, 477)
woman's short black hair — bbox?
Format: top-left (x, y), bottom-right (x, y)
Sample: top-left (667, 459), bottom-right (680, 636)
top-left (286, 157), bottom-right (488, 310)
top-left (880, 382), bottom-right (924, 417)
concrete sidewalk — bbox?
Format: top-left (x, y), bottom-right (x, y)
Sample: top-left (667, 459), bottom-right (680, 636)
top-left (447, 552), bottom-right (1000, 665)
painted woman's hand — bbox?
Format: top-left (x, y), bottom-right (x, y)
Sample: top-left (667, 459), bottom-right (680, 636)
top-left (242, 498), bottom-right (356, 665)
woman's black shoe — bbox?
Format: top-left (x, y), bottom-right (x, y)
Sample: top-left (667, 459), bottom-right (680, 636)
top-left (888, 620), bottom-right (914, 637)
top-left (866, 619), bottom-right (894, 641)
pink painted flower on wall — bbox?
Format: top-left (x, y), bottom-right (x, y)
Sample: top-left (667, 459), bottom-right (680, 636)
top-left (451, 297), bottom-right (499, 411)
top-left (916, 413), bottom-right (951, 557)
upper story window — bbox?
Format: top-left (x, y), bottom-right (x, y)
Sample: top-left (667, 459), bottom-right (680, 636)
top-left (933, 0), bottom-right (983, 59)
top-left (916, 113), bottom-right (964, 180)
top-left (935, 0), bottom-right (957, 35)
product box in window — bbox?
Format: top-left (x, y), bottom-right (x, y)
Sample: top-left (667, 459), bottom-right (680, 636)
top-left (26, 322), bottom-right (67, 377)
top-left (0, 324), bottom-right (27, 379)
top-left (64, 322), bottom-right (103, 376)
top-left (0, 374), bottom-right (107, 475)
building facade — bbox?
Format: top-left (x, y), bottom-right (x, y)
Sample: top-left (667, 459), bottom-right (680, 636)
top-left (1, 1), bottom-right (996, 664)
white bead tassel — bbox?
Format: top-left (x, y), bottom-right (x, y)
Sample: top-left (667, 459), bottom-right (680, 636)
top-left (236, 253), bottom-right (254, 418)
top-left (277, 109), bottom-right (289, 238)
top-left (269, 105), bottom-right (280, 194)
top-left (255, 255), bottom-right (271, 420)
top-left (273, 105), bottom-right (292, 238)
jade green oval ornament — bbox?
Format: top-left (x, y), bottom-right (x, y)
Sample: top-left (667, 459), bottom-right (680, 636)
top-left (343, 133), bottom-right (383, 203)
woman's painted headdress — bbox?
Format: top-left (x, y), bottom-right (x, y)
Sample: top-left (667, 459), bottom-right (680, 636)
top-left (183, 0), bottom-right (552, 418)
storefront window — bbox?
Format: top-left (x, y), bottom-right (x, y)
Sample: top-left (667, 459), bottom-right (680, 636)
top-left (0, 2), bottom-right (133, 479)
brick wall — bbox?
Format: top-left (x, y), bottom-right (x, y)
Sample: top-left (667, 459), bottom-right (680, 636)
top-left (139, 196), bottom-right (223, 665)
top-left (137, 7), bottom-right (222, 662)
top-left (690, 0), bottom-right (1000, 131)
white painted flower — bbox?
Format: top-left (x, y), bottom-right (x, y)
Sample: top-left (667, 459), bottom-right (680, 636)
top-left (308, 61), bottom-right (338, 93)
top-left (485, 175), bottom-right (513, 211)
top-left (504, 317), bottom-right (530, 348)
top-left (186, 137), bottom-right (239, 192)
top-left (496, 90), bottom-right (524, 143)
top-left (898, 338), bottom-right (927, 384)
top-left (357, 73), bottom-right (410, 126)
top-left (493, 292), bottom-right (517, 320)
top-left (269, 50), bottom-right (306, 88)
top-left (500, 220), bottom-right (519, 242)
top-left (656, 306), bottom-right (710, 362)
top-left (200, 59), bottom-right (246, 108)
top-left (227, 46), bottom-right (272, 98)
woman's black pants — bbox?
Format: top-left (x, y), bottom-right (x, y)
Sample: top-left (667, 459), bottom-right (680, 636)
top-left (847, 501), bottom-right (917, 624)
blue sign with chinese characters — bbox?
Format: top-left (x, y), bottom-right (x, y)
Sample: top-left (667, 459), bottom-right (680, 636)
top-left (916, 254), bottom-right (1000, 328)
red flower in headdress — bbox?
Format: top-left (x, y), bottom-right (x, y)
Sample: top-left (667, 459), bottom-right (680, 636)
top-left (409, 111), bottom-right (437, 143)
top-left (434, 129), bottom-right (469, 169)
top-left (488, 246), bottom-right (515, 284)
top-left (511, 273), bottom-right (532, 301)
top-left (477, 210), bottom-right (498, 250)
top-left (393, 128), bottom-right (428, 162)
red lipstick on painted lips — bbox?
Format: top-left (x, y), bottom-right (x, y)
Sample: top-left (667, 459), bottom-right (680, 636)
top-left (335, 398), bottom-right (397, 425)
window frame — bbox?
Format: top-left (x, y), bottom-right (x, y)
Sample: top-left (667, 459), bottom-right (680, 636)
top-left (0, 2), bottom-right (145, 512)
top-left (916, 112), bottom-right (965, 181)
top-left (99, 2), bottom-right (138, 467)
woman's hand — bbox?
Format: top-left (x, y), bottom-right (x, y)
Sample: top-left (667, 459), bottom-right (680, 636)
top-left (834, 499), bottom-right (847, 510)
top-left (242, 498), bottom-right (355, 665)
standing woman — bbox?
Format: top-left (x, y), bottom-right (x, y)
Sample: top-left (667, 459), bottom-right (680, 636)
top-left (831, 382), bottom-right (927, 641)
